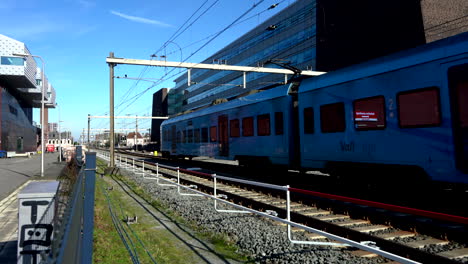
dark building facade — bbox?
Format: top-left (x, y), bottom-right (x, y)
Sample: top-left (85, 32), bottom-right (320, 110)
top-left (168, 0), bottom-right (426, 114)
top-left (0, 84), bottom-right (37, 152)
top-left (150, 88), bottom-right (168, 149)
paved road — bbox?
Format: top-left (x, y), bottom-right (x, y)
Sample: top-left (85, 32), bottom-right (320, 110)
top-left (0, 152), bottom-right (66, 263)
top-left (0, 153), bottom-right (63, 201)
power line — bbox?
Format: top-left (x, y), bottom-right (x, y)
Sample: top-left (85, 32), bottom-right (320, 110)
top-left (425, 14), bottom-right (468, 31)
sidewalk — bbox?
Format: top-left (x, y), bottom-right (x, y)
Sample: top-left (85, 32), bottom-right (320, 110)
top-left (0, 153), bottom-right (66, 263)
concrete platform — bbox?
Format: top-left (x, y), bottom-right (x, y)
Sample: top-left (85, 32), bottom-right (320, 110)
top-left (0, 153), bottom-right (66, 263)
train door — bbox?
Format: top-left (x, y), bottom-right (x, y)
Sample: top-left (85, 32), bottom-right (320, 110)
top-left (171, 125), bottom-right (176, 153)
top-left (218, 115), bottom-right (229, 157)
top-left (448, 64), bottom-right (468, 173)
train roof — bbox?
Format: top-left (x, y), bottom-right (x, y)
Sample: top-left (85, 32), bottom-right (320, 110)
top-left (162, 84), bottom-right (289, 125)
top-left (299, 32), bottom-right (468, 93)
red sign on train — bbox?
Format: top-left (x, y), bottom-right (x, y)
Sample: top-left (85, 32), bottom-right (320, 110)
top-left (354, 111), bottom-right (378, 121)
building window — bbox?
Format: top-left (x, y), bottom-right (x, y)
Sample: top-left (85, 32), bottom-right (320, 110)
top-left (210, 126), bottom-right (217, 142)
top-left (187, 129), bottom-right (193, 143)
top-left (201, 127), bottom-right (208, 142)
top-left (9, 105), bottom-right (18, 116)
top-left (353, 96), bottom-right (386, 130)
top-left (181, 130), bottom-right (185, 143)
top-left (320, 102), bottom-right (345, 133)
top-left (303, 107), bottom-right (314, 134)
top-left (176, 131), bottom-right (181, 143)
top-left (1, 56), bottom-right (24, 66)
top-left (230, 119), bottom-right (240, 137)
top-left (398, 87), bottom-right (441, 127)
top-left (257, 114), bottom-right (270, 136)
top-left (194, 128), bottom-right (200, 143)
top-left (275, 112), bottom-right (284, 135)
top-left (242, 117), bottom-right (254, 136)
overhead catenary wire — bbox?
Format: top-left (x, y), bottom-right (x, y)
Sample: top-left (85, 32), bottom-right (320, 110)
top-left (116, 0), bottom-right (219, 112)
top-left (115, 0), bottom-right (269, 114)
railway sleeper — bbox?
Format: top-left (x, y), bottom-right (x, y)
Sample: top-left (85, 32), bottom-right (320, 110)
top-left (405, 238), bottom-right (450, 249)
top-left (313, 214), bottom-right (350, 221)
top-left (351, 225), bottom-right (390, 233)
top-left (376, 230), bottom-right (416, 240)
top-left (333, 219), bottom-right (369, 227)
top-left (295, 209), bottom-right (331, 217)
top-left (437, 248), bottom-right (468, 260)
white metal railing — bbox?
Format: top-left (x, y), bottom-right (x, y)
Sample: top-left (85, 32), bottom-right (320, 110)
top-left (96, 150), bottom-right (421, 264)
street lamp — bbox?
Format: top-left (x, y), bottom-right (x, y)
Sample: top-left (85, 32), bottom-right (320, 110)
top-left (13, 53), bottom-right (45, 177)
top-left (57, 103), bottom-right (62, 162)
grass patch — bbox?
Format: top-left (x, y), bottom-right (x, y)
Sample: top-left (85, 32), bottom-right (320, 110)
top-left (93, 159), bottom-right (250, 263)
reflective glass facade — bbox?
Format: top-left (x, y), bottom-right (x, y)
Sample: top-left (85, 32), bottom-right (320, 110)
top-left (168, 0), bottom-right (428, 115)
top-left (170, 0), bottom-right (317, 114)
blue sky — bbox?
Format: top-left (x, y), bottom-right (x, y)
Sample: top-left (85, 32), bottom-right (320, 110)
top-left (0, 0), bottom-right (290, 141)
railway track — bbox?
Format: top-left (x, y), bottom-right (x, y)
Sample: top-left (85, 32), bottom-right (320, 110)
top-left (101, 149), bottom-right (468, 263)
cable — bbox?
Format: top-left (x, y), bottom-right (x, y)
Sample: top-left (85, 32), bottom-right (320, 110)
top-left (183, 0), bottom-right (266, 63)
top-left (115, 0), bottom-right (269, 114)
top-left (425, 14), bottom-right (468, 31)
top-left (117, 0), bottom-right (217, 111)
top-left (100, 182), bottom-right (140, 263)
top-left (110, 174), bottom-right (158, 264)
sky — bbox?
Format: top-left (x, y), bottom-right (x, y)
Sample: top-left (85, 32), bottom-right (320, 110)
top-left (0, 0), bottom-right (291, 141)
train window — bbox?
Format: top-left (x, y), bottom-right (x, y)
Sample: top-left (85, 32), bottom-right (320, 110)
top-left (242, 117), bottom-right (254, 136)
top-left (320, 103), bottom-right (345, 133)
top-left (187, 129), bottom-right (193, 143)
top-left (275, 112), bottom-right (284, 135)
top-left (201, 127), bottom-right (208, 142)
top-left (257, 114), bottom-right (270, 136)
top-left (230, 119), bottom-right (240, 137)
top-left (176, 131), bottom-right (181, 143)
top-left (303, 107), bottom-right (314, 134)
top-left (398, 87), bottom-right (441, 128)
top-left (181, 130), bottom-right (186, 143)
top-left (353, 96), bottom-right (386, 130)
top-left (210, 126), bottom-right (217, 142)
top-left (194, 129), bottom-right (200, 143)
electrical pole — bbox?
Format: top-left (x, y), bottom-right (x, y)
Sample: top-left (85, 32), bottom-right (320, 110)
top-left (108, 52), bottom-right (115, 167)
top-left (88, 114), bottom-right (90, 147)
top-left (134, 115), bottom-right (138, 150)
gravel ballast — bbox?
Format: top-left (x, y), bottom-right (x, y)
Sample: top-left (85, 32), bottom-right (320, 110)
top-left (118, 167), bottom-right (396, 264)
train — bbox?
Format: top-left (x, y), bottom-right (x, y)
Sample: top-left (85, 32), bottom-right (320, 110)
top-left (160, 32), bottom-right (468, 184)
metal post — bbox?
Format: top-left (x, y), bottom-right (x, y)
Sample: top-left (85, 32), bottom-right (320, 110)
top-left (187, 68), bottom-right (191, 86)
top-left (135, 115), bottom-right (138, 149)
top-left (87, 114), bottom-right (90, 146)
top-left (58, 104), bottom-right (62, 162)
top-left (243, 72), bottom-right (246, 88)
top-left (109, 52), bottom-right (115, 167)
top-left (82, 152), bottom-right (96, 263)
top-left (40, 59), bottom-right (45, 177)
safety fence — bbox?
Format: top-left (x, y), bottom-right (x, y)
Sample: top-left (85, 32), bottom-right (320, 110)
top-left (97, 151), bottom-right (420, 264)
top-left (19, 146), bottom-right (97, 264)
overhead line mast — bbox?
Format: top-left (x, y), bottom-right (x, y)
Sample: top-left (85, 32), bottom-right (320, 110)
top-left (106, 53), bottom-right (326, 168)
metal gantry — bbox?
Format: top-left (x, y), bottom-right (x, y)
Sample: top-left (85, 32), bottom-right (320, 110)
top-left (105, 52), bottom-right (326, 167)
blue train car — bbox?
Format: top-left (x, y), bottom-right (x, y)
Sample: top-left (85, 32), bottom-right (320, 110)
top-left (161, 85), bottom-right (294, 167)
top-left (297, 32), bottom-right (468, 183)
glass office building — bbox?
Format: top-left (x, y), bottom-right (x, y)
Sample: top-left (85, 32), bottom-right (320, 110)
top-left (167, 0), bottom-right (430, 115)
